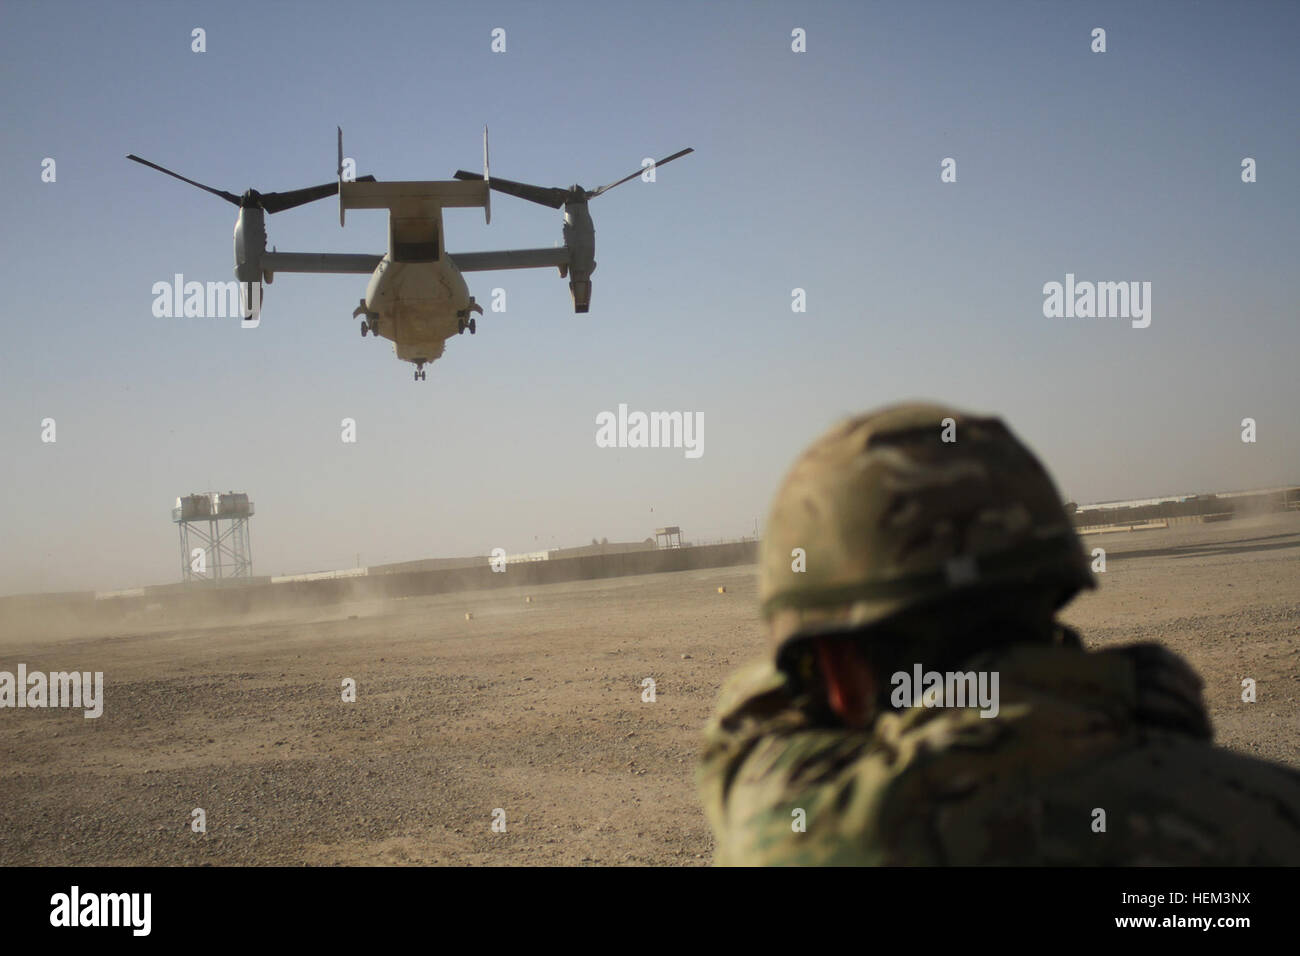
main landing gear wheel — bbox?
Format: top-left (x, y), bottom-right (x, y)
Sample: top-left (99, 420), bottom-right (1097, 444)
top-left (468, 318), bottom-right (477, 335)
top-left (457, 318), bottom-right (466, 334)
top-left (413, 365), bottom-right (427, 381)
top-left (360, 322), bottom-right (369, 337)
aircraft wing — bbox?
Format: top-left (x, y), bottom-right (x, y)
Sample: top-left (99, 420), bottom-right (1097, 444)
top-left (448, 248), bottom-right (570, 272)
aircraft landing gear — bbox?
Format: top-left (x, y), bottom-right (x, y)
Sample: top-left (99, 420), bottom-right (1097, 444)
top-left (413, 364), bottom-right (427, 381)
top-left (354, 299), bottom-right (380, 339)
top-left (458, 300), bottom-right (483, 335)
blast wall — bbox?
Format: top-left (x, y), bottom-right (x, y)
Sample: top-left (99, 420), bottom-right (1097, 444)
top-left (3, 542), bottom-right (759, 626)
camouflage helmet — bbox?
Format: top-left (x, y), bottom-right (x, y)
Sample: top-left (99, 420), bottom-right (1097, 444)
top-left (760, 402), bottom-right (1094, 665)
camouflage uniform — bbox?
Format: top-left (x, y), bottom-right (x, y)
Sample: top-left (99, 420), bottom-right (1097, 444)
top-left (699, 403), bottom-right (1300, 865)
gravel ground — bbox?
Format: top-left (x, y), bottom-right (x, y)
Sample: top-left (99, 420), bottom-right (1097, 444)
top-left (1, 512), bottom-right (1297, 866)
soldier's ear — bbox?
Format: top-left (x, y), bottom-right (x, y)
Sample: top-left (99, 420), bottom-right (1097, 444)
top-left (814, 638), bottom-right (876, 729)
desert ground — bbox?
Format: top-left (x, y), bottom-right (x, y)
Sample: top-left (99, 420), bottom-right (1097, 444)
top-left (2, 513), bottom-right (1298, 866)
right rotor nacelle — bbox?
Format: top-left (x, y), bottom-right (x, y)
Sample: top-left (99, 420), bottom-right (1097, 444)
top-left (563, 200), bottom-right (596, 313)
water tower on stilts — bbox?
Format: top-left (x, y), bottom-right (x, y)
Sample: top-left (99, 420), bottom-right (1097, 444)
top-left (172, 492), bottom-right (255, 582)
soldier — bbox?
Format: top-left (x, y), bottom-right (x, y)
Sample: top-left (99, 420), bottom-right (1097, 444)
top-left (699, 402), bottom-right (1300, 865)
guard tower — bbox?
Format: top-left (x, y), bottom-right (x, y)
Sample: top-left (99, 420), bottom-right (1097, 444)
top-left (172, 492), bottom-right (254, 582)
top-left (655, 526), bottom-right (683, 549)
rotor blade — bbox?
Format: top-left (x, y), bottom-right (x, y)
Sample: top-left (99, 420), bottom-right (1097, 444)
top-left (454, 170), bottom-right (568, 209)
top-left (261, 174), bottom-right (377, 214)
top-left (587, 147), bottom-right (694, 199)
top-left (125, 154), bottom-right (241, 206)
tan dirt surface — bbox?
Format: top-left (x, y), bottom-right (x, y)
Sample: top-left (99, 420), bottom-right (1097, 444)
top-left (2, 513), bottom-right (1297, 866)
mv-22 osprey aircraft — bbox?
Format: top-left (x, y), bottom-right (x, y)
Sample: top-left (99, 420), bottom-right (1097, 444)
top-left (127, 131), bottom-right (692, 379)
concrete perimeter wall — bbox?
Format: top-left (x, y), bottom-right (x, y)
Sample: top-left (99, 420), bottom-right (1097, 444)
top-left (3, 542), bottom-right (759, 626)
top-left (1073, 487), bottom-right (1299, 530)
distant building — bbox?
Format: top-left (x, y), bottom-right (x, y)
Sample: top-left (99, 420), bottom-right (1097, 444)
top-left (655, 527), bottom-right (683, 549)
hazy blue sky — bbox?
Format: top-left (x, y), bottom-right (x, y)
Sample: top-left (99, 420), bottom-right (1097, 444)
top-left (2, 1), bottom-right (1297, 593)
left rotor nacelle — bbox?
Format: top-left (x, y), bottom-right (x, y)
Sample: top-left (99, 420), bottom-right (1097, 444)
top-left (233, 206), bottom-right (266, 318)
top-left (233, 206), bottom-right (266, 283)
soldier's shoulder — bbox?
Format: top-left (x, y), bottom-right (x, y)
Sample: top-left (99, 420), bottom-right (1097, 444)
top-left (699, 658), bottom-right (884, 864)
top-left (873, 644), bottom-right (1300, 864)
top-left (709, 658), bottom-right (790, 726)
